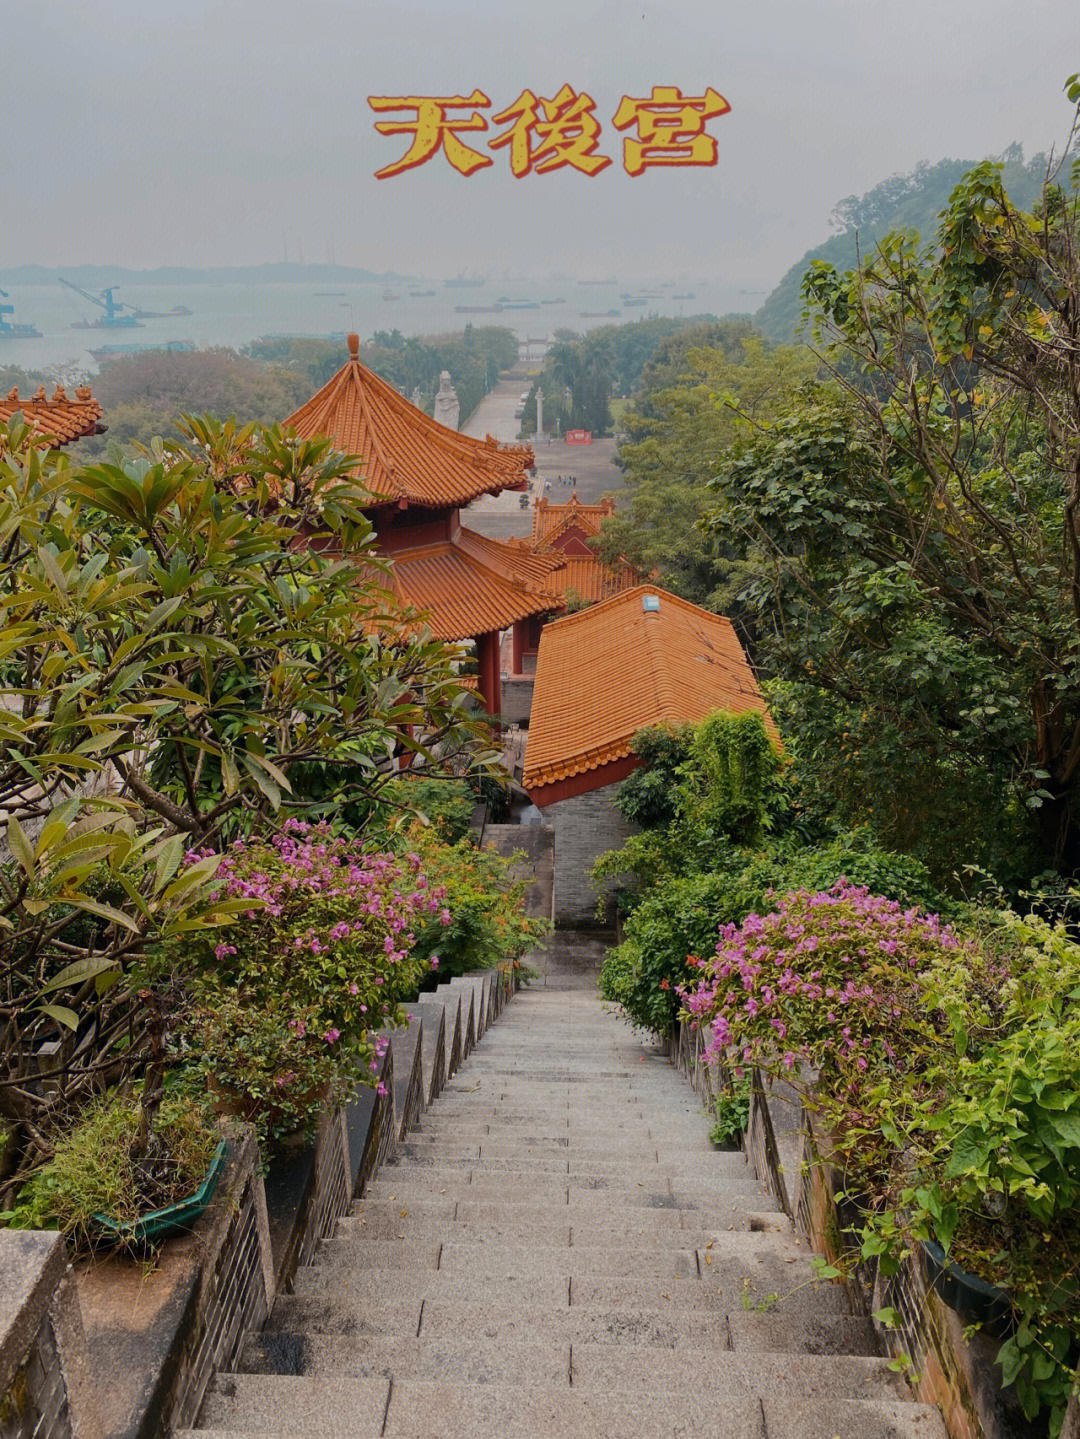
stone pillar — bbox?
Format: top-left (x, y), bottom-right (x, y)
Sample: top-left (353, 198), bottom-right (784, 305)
top-left (535, 389), bottom-right (544, 437)
top-left (511, 619), bottom-right (527, 674)
top-left (410, 386), bottom-right (424, 410)
top-left (433, 371), bottom-right (460, 431)
top-left (475, 630), bottom-right (502, 718)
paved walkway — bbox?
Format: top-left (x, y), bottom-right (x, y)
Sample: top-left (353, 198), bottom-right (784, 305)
top-left (461, 380), bottom-right (623, 541)
top-left (187, 937), bottom-right (946, 1438)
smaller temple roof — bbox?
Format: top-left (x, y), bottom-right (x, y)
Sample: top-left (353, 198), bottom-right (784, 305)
top-left (545, 552), bottom-right (641, 606)
top-left (532, 492), bottom-right (616, 551)
top-left (384, 524), bottom-right (564, 642)
top-left (0, 384), bottom-right (104, 447)
top-left (284, 334), bottom-right (533, 510)
top-left (523, 585), bottom-right (777, 798)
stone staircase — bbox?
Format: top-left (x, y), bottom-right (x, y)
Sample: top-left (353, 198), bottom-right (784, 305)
top-left (180, 936), bottom-right (948, 1439)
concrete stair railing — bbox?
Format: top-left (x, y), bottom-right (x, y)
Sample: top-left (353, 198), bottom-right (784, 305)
top-left (178, 939), bottom-right (947, 1439)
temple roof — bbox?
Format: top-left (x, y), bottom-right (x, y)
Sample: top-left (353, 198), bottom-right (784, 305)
top-left (384, 525), bottom-right (564, 642)
top-left (532, 492), bottom-right (616, 551)
top-left (284, 334), bottom-right (533, 510)
top-left (523, 585), bottom-right (777, 797)
top-left (545, 552), bottom-right (642, 605)
top-left (0, 384), bottom-right (104, 447)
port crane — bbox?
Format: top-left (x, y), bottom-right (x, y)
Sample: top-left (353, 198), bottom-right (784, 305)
top-left (0, 289), bottom-right (42, 339)
top-left (58, 277), bottom-right (141, 329)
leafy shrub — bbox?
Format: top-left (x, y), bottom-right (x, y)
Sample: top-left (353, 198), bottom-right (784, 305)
top-left (616, 724), bottom-right (694, 827)
top-left (681, 894), bottom-right (1080, 1432)
top-left (381, 777), bottom-right (477, 842)
top-left (404, 826), bottom-right (551, 980)
top-left (5, 1092), bottom-right (217, 1252)
top-left (709, 1076), bottom-right (751, 1149)
top-left (166, 822), bottom-right (437, 1141)
top-left (679, 882), bottom-right (970, 1085)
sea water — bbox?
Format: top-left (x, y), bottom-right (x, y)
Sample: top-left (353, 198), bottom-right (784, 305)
top-left (0, 275), bottom-right (755, 376)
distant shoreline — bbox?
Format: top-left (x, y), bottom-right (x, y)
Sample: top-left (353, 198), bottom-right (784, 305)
top-left (0, 263), bottom-right (413, 287)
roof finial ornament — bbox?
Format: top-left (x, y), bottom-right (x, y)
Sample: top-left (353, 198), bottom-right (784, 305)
top-left (347, 332), bottom-right (360, 360)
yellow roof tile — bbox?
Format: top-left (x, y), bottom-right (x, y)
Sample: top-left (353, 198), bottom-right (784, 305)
top-left (385, 525), bottom-right (563, 641)
top-left (523, 585), bottom-right (778, 795)
top-left (284, 334), bottom-right (533, 509)
top-left (0, 384), bottom-right (104, 447)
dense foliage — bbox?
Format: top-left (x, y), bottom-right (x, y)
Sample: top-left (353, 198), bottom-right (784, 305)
top-left (754, 144), bottom-right (1049, 342)
top-left (77, 347), bottom-right (311, 459)
top-left (402, 823), bottom-right (550, 980)
top-left (168, 823), bottom-right (438, 1140)
top-left (595, 712), bottom-right (941, 1035)
top-left (707, 148), bottom-right (1080, 886)
top-left (599, 335), bottom-right (816, 608)
top-left (0, 412), bottom-right (486, 1198)
top-left (680, 897), bottom-right (1080, 1433)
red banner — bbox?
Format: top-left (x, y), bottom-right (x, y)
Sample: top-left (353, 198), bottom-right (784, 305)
top-left (565, 429), bottom-right (593, 444)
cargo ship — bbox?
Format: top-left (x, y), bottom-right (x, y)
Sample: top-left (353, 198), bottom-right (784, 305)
top-left (129, 303), bottom-right (193, 319)
top-left (444, 274), bottom-right (486, 288)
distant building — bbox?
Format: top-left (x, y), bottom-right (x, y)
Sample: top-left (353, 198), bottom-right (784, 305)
top-left (505, 492), bottom-right (641, 673)
top-left (523, 585), bottom-right (778, 926)
top-left (0, 384), bottom-right (105, 447)
top-left (282, 335), bottom-right (563, 715)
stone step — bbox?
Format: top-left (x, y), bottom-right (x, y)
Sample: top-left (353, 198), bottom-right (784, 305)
top-left (267, 1293), bottom-right (731, 1347)
top-left (242, 1331), bottom-right (572, 1385)
top-left (307, 1236), bottom-right (702, 1283)
top-left (197, 1374), bottom-right (946, 1438)
top-left (339, 1200), bottom-right (783, 1244)
top-left (242, 1328), bottom-right (900, 1401)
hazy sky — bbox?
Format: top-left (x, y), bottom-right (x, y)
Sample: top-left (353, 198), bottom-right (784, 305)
top-left (5, 0), bottom-right (1077, 288)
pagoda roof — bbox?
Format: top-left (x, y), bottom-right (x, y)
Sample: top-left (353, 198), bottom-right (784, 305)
top-left (0, 384), bottom-right (104, 447)
top-left (532, 492), bottom-right (616, 551)
top-left (284, 334), bottom-right (533, 510)
top-left (383, 524), bottom-right (564, 642)
top-left (523, 585), bottom-right (778, 799)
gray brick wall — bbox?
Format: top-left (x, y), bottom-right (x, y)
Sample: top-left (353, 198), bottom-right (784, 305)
top-left (545, 781), bottom-right (638, 927)
top-left (499, 678), bottom-right (534, 726)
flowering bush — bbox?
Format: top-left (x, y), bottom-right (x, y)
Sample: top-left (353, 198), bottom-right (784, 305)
top-left (679, 882), bottom-right (971, 1093)
top-left (168, 821), bottom-right (443, 1141)
top-left (599, 837), bottom-right (944, 1036)
top-left (681, 889), bottom-right (1080, 1432)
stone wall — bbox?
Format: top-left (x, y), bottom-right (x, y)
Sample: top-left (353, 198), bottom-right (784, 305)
top-left (499, 677), bottom-right (534, 725)
top-left (544, 781), bottom-right (637, 927)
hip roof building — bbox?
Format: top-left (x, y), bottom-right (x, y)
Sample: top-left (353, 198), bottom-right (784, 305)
top-left (522, 585), bottom-right (778, 924)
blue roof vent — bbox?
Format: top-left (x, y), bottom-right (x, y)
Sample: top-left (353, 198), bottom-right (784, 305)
top-left (642, 594), bottom-right (660, 613)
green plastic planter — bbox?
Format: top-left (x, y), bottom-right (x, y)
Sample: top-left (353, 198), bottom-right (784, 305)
top-left (922, 1238), bottom-right (1015, 1340)
top-left (91, 1140), bottom-right (229, 1246)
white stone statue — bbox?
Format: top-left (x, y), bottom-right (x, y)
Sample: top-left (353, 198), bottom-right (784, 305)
top-left (433, 370), bottom-right (460, 431)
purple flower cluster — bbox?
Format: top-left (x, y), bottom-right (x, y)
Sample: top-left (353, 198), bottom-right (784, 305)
top-left (679, 881), bottom-right (965, 1089)
top-left (190, 821), bottom-right (451, 1114)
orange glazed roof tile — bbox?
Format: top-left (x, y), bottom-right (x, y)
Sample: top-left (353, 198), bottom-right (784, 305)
top-left (283, 334), bottom-right (533, 510)
top-left (546, 552), bottom-right (641, 605)
top-left (384, 525), bottom-right (563, 642)
top-left (0, 384), bottom-right (104, 447)
top-left (532, 492), bottom-right (616, 550)
top-left (523, 585), bottom-right (778, 796)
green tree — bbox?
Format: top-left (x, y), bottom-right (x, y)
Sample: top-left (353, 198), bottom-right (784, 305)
top-left (710, 110), bottom-right (1080, 883)
top-left (600, 337), bottom-right (816, 608)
